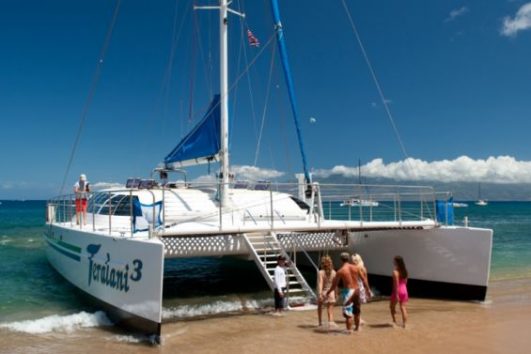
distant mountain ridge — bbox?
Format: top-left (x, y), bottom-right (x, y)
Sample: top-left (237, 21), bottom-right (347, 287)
top-left (309, 175), bottom-right (531, 201)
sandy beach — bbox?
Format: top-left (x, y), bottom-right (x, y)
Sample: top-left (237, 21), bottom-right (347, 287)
top-left (2, 277), bottom-right (531, 354)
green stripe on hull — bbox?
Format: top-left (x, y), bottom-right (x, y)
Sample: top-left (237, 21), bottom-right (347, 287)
top-left (57, 240), bottom-right (82, 254)
top-left (44, 231), bottom-right (82, 254)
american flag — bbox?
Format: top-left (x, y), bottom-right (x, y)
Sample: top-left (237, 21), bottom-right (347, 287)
top-left (247, 29), bottom-right (260, 47)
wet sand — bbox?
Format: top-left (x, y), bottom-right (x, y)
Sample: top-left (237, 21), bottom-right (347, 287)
top-left (2, 278), bottom-right (531, 354)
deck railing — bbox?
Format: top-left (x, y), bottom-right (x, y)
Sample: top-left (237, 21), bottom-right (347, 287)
top-left (46, 181), bottom-right (452, 237)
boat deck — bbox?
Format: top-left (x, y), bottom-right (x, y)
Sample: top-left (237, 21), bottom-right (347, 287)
top-left (46, 181), bottom-right (447, 258)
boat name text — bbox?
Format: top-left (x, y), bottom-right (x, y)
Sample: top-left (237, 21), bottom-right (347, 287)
top-left (87, 244), bottom-right (142, 292)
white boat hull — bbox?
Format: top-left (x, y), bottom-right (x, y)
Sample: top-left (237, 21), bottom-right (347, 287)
top-left (44, 224), bottom-right (164, 337)
top-left (346, 226), bottom-right (492, 300)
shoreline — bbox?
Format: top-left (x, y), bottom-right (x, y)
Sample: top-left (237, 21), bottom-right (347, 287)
top-left (2, 277), bottom-right (531, 353)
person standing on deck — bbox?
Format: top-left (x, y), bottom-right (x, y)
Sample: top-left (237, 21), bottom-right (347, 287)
top-left (273, 255), bottom-right (288, 316)
top-left (73, 174), bottom-right (90, 226)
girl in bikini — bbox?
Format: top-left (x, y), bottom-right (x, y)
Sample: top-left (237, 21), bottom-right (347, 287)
top-left (390, 255), bottom-right (409, 328)
top-left (316, 256), bottom-right (338, 329)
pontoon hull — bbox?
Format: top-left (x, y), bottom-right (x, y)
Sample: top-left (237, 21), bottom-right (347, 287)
top-left (328, 226), bottom-right (492, 301)
top-left (44, 224), bottom-right (165, 337)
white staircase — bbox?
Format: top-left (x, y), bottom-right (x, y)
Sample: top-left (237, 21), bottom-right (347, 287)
top-left (243, 232), bottom-right (316, 303)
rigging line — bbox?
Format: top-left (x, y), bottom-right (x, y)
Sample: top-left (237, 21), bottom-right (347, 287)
top-left (254, 43), bottom-right (276, 166)
top-left (159, 0), bottom-right (187, 135)
top-left (238, 0), bottom-right (257, 142)
top-left (58, 0), bottom-right (122, 196)
top-left (138, 0), bottom-right (188, 173)
top-left (184, 33), bottom-right (276, 127)
top-left (340, 0), bottom-right (415, 172)
top-left (194, 4), bottom-right (214, 99)
top-left (228, 18), bottom-right (246, 149)
top-left (188, 7), bottom-right (200, 123)
top-left (277, 80), bottom-right (294, 176)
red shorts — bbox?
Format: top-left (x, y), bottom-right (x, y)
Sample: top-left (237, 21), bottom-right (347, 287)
top-left (75, 198), bottom-right (87, 212)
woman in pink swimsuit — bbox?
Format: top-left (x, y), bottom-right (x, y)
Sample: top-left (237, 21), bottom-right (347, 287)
top-left (390, 255), bottom-right (409, 328)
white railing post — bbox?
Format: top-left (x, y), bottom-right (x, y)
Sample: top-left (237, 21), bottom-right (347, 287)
top-left (270, 183), bottom-right (274, 230)
top-left (129, 190), bottom-right (133, 237)
top-left (369, 193), bottom-right (373, 221)
top-left (420, 192), bottom-right (424, 221)
top-left (108, 191), bottom-right (112, 235)
top-left (162, 187), bottom-right (166, 232)
top-left (219, 181), bottom-right (223, 232)
top-left (397, 193), bottom-right (402, 226)
top-left (92, 193), bottom-right (96, 232)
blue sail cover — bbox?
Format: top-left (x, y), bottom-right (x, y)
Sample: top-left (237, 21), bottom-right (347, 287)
top-left (164, 95), bottom-right (221, 167)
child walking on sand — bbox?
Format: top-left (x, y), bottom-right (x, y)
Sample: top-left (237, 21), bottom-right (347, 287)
top-left (316, 256), bottom-right (338, 329)
top-left (390, 255), bottom-right (409, 328)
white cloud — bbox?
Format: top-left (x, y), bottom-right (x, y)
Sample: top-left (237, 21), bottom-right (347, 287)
top-left (313, 156), bottom-right (531, 184)
top-left (0, 181), bottom-right (29, 190)
top-left (190, 166), bottom-right (285, 185)
top-left (501, 3), bottom-right (531, 36)
top-left (191, 174), bottom-right (217, 184)
top-left (0, 182), bottom-right (14, 190)
top-left (232, 165), bottom-right (285, 181)
top-left (444, 6), bottom-right (469, 22)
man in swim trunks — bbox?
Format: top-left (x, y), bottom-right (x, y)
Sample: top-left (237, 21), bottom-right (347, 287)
top-left (327, 252), bottom-right (364, 332)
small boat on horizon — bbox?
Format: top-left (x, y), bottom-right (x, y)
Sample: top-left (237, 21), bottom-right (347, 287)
top-left (476, 184), bottom-right (488, 206)
top-left (340, 198), bottom-right (379, 207)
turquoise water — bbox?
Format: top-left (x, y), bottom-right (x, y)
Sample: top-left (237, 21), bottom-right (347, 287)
top-left (453, 202), bottom-right (531, 280)
top-left (1, 200), bottom-right (530, 326)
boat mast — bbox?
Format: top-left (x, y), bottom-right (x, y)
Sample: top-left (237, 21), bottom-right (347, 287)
top-left (195, 1), bottom-right (244, 207)
top-left (219, 0), bottom-right (230, 206)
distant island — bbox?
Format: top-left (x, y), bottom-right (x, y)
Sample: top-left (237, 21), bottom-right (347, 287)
top-left (308, 175), bottom-right (531, 202)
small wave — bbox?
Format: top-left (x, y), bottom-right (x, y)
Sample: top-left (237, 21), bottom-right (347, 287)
top-left (162, 298), bottom-right (278, 320)
top-left (109, 333), bottom-right (160, 345)
top-left (109, 334), bottom-right (143, 343)
top-left (0, 311), bottom-right (113, 334)
top-left (162, 301), bottom-right (244, 320)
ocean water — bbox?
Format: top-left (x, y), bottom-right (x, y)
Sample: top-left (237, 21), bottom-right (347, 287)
top-left (0, 200), bottom-right (530, 334)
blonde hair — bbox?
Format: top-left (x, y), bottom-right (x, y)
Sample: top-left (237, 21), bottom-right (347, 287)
top-left (320, 255), bottom-right (333, 275)
top-left (351, 253), bottom-right (365, 269)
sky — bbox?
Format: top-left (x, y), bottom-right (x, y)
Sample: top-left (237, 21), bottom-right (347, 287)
top-left (1, 0), bottom-right (531, 199)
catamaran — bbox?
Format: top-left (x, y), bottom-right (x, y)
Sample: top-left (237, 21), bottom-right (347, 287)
top-left (44, 0), bottom-right (493, 340)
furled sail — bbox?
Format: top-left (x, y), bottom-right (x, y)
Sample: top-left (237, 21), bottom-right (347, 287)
top-left (164, 95), bottom-right (221, 168)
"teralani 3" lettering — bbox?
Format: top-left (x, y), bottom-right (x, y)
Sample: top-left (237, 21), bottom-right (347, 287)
top-left (86, 244), bottom-right (142, 292)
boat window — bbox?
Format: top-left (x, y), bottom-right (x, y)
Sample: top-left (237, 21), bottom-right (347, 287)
top-left (290, 197), bottom-right (310, 213)
top-left (87, 193), bottom-right (108, 213)
top-left (109, 195), bottom-right (130, 216)
top-left (89, 194), bottom-right (137, 216)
